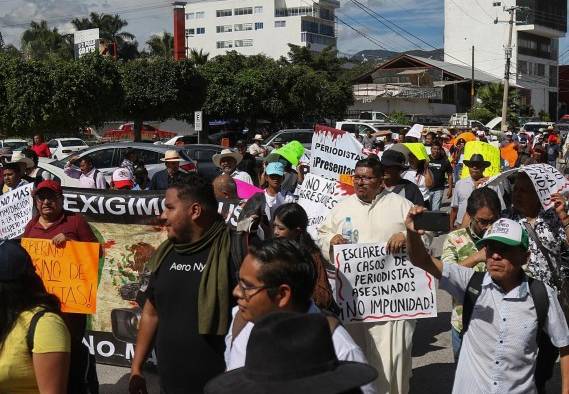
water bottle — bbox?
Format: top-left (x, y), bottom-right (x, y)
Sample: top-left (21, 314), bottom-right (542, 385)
top-left (342, 217), bottom-right (353, 243)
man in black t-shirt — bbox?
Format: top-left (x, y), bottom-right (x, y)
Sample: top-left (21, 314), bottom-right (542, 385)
top-left (129, 175), bottom-right (236, 394)
top-left (428, 140), bottom-right (453, 211)
top-left (380, 149), bottom-right (425, 206)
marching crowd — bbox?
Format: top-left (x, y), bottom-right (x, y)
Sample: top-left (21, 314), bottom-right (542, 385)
top-left (2, 123), bottom-right (569, 394)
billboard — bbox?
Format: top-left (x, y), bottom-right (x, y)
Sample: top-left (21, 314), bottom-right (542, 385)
top-left (74, 28), bottom-right (100, 58)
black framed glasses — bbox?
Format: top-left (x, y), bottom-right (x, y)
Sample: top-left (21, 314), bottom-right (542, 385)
top-left (236, 279), bottom-right (275, 302)
top-left (472, 216), bottom-right (495, 227)
top-left (353, 176), bottom-right (378, 183)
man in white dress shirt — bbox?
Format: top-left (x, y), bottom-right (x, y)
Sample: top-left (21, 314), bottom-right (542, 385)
top-left (406, 211), bottom-right (569, 394)
top-left (63, 156), bottom-right (107, 189)
top-left (224, 238), bottom-right (375, 394)
top-left (213, 149), bottom-right (253, 185)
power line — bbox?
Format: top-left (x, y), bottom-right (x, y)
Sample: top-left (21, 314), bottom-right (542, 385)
top-left (447, 0), bottom-right (489, 25)
top-left (348, 0), bottom-right (424, 51)
top-left (335, 10), bottom-right (396, 52)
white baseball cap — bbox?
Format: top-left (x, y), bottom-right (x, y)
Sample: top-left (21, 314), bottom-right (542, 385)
top-left (476, 218), bottom-right (529, 250)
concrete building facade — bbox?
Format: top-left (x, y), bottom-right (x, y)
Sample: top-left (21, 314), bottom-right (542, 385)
top-left (184, 0), bottom-right (339, 59)
top-left (444, 0), bottom-right (567, 119)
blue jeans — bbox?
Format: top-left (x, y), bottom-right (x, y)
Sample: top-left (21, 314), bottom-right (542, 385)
top-left (453, 163), bottom-right (463, 184)
top-left (430, 189), bottom-right (444, 211)
top-left (452, 327), bottom-right (462, 362)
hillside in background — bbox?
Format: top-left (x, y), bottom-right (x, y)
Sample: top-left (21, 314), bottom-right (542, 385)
top-left (348, 48), bottom-right (444, 63)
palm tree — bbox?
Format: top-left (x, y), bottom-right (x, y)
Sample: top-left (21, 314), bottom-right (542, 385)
top-left (71, 13), bottom-right (136, 59)
top-left (189, 48), bottom-right (209, 65)
top-left (21, 20), bottom-right (71, 60)
top-left (146, 32), bottom-right (174, 58)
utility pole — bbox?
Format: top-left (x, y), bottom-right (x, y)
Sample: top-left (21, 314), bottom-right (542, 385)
top-left (495, 6), bottom-right (519, 132)
top-left (471, 46), bottom-right (475, 109)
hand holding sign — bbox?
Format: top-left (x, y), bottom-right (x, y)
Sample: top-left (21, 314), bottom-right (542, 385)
top-left (21, 238), bottom-right (100, 314)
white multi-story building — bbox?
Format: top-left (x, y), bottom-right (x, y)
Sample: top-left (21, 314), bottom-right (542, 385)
top-left (444, 0), bottom-right (567, 119)
top-left (184, 0), bottom-right (339, 59)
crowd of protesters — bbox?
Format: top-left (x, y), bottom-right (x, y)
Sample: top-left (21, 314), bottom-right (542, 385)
top-left (3, 122), bottom-right (569, 394)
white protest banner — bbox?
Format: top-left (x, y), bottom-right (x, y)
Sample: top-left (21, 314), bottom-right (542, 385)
top-left (482, 164), bottom-right (569, 210)
top-left (0, 183), bottom-right (34, 239)
top-left (297, 173), bottom-right (354, 239)
top-left (333, 242), bottom-right (437, 324)
top-left (310, 124), bottom-right (366, 181)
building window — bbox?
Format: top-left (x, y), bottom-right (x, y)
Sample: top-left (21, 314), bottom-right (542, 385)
top-left (275, 20), bottom-right (286, 28)
top-left (234, 7), bottom-right (253, 16)
top-left (216, 25), bottom-right (233, 33)
top-left (536, 63), bottom-right (545, 77)
top-left (320, 24), bottom-right (334, 37)
top-left (216, 41), bottom-right (233, 49)
top-left (234, 23), bottom-right (253, 31)
top-left (301, 32), bottom-right (335, 46)
top-left (216, 9), bottom-right (232, 17)
top-left (275, 6), bottom-right (314, 17)
top-left (254, 6), bottom-right (263, 14)
top-left (518, 60), bottom-right (528, 75)
top-left (550, 65), bottom-right (557, 87)
top-left (235, 39), bottom-right (253, 47)
top-left (196, 11), bottom-right (205, 19)
top-left (186, 12), bottom-right (195, 20)
top-left (185, 28), bottom-right (195, 37)
top-left (255, 22), bottom-right (264, 30)
top-left (196, 27), bottom-right (205, 34)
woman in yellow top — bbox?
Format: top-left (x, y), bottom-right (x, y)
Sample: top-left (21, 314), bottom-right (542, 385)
top-left (0, 241), bottom-right (70, 394)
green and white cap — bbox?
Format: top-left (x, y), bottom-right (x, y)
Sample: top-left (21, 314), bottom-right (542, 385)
top-left (476, 218), bottom-right (529, 251)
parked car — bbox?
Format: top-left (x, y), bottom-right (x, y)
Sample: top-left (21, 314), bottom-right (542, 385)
top-left (208, 130), bottom-right (246, 146)
top-left (521, 121), bottom-right (554, 134)
top-left (336, 121), bottom-right (407, 137)
top-left (47, 138), bottom-right (89, 160)
top-left (0, 139), bottom-right (28, 151)
top-left (162, 135), bottom-right (198, 146)
top-left (262, 129), bottom-right (314, 150)
top-left (102, 123), bottom-right (177, 142)
top-left (48, 142), bottom-right (223, 183)
top-left (37, 158), bottom-right (81, 187)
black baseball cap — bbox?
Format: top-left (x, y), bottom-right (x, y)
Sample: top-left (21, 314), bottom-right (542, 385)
top-left (0, 241), bottom-right (36, 281)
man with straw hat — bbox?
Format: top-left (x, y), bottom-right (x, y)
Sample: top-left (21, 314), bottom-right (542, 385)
top-left (248, 134), bottom-right (266, 157)
top-left (150, 150), bottom-right (187, 190)
top-left (213, 149), bottom-right (254, 185)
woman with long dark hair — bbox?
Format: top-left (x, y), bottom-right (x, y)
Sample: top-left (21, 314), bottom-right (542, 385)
top-left (0, 241), bottom-right (70, 393)
top-left (272, 203), bottom-right (338, 312)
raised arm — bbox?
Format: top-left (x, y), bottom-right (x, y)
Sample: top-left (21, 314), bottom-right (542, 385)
top-left (405, 206), bottom-right (443, 279)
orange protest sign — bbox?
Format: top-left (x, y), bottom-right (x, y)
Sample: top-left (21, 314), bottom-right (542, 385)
top-left (21, 238), bottom-right (100, 314)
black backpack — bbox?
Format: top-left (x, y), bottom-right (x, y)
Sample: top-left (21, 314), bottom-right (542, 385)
top-left (462, 272), bottom-right (558, 389)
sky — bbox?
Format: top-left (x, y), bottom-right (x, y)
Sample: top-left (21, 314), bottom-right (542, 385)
top-left (0, 0), bottom-right (567, 60)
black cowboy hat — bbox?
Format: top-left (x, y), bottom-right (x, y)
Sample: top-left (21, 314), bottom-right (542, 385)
top-left (204, 312), bottom-right (377, 394)
top-left (380, 148), bottom-right (407, 168)
top-left (463, 153), bottom-right (491, 168)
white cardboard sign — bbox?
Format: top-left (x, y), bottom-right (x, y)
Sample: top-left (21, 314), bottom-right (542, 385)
top-left (297, 173), bottom-right (354, 239)
top-left (0, 183), bottom-right (34, 239)
top-left (333, 242), bottom-right (437, 324)
top-left (310, 125), bottom-right (366, 181)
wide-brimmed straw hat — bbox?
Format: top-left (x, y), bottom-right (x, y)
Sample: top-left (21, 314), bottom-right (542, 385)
top-left (160, 150), bottom-right (184, 162)
top-left (212, 149), bottom-right (243, 168)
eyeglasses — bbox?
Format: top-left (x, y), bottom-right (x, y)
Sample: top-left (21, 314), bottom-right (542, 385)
top-left (486, 242), bottom-right (512, 257)
top-left (353, 176), bottom-right (378, 183)
top-left (472, 216), bottom-right (495, 227)
top-left (236, 279), bottom-right (275, 302)
top-left (35, 194), bottom-right (61, 202)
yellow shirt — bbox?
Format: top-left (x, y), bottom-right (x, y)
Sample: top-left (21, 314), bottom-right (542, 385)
top-left (0, 308), bottom-right (71, 394)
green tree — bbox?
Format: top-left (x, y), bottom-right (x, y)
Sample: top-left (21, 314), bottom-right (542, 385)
top-left (188, 48), bottom-right (209, 65)
top-left (470, 83), bottom-right (520, 127)
top-left (146, 32), bottom-right (174, 58)
top-left (0, 53), bottom-right (122, 135)
top-left (21, 21), bottom-right (73, 60)
top-left (119, 58), bottom-right (206, 141)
